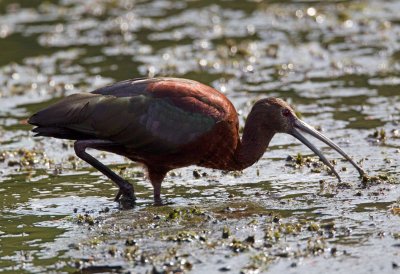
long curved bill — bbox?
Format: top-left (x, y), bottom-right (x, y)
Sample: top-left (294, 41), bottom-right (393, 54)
top-left (290, 119), bottom-right (365, 182)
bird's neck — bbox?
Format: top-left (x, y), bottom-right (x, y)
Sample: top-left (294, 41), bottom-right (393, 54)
top-left (233, 109), bottom-right (275, 170)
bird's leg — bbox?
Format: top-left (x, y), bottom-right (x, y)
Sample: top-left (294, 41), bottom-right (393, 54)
top-left (153, 181), bottom-right (162, 206)
top-left (147, 168), bottom-right (167, 206)
top-left (74, 140), bottom-right (136, 207)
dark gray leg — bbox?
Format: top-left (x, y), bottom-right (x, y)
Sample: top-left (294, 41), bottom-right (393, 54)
top-left (74, 140), bottom-right (136, 206)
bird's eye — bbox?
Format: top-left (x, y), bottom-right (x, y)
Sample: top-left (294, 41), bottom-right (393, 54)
top-left (282, 109), bottom-right (291, 117)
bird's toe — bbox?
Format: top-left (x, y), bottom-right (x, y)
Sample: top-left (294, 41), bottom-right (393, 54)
top-left (119, 193), bottom-right (136, 210)
top-left (153, 197), bottom-right (174, 206)
top-left (114, 181), bottom-right (136, 209)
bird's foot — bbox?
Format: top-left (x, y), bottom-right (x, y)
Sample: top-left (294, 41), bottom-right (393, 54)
top-left (119, 194), bottom-right (136, 210)
top-left (114, 181), bottom-right (136, 209)
top-left (153, 197), bottom-right (174, 206)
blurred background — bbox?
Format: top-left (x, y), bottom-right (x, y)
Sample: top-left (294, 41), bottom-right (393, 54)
top-left (0, 0), bottom-right (399, 273)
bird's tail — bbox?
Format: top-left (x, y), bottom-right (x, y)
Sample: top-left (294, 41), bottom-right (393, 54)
top-left (28, 93), bottom-right (103, 140)
top-left (31, 126), bottom-right (93, 140)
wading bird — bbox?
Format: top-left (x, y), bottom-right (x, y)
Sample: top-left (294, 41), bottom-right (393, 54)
top-left (29, 78), bottom-right (365, 206)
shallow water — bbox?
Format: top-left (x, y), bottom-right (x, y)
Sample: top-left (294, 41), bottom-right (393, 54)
top-left (0, 0), bottom-right (399, 273)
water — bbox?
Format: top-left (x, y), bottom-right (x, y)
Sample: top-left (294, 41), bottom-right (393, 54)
top-left (0, 0), bottom-right (399, 273)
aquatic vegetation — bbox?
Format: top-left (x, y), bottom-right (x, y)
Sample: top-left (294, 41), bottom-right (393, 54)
top-left (0, 148), bottom-right (53, 170)
top-left (165, 230), bottom-right (206, 243)
top-left (306, 237), bottom-right (326, 255)
top-left (222, 226), bottom-right (231, 239)
top-left (390, 200), bottom-right (400, 215)
top-left (286, 153), bottom-right (328, 175)
top-left (368, 128), bottom-right (387, 142)
top-left (361, 173), bottom-right (396, 187)
top-left (307, 222), bottom-right (320, 232)
top-left (165, 207), bottom-right (204, 222)
top-left (229, 238), bottom-right (250, 253)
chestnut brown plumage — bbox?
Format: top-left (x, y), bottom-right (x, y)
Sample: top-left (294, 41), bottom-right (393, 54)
top-left (28, 77), bottom-right (365, 206)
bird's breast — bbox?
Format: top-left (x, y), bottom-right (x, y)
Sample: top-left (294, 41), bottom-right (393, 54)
top-left (190, 120), bottom-right (239, 170)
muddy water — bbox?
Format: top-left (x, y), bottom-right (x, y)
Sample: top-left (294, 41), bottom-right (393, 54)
top-left (0, 0), bottom-right (399, 273)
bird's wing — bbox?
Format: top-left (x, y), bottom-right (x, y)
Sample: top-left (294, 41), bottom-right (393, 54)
top-left (90, 77), bottom-right (151, 97)
top-left (29, 91), bottom-right (218, 153)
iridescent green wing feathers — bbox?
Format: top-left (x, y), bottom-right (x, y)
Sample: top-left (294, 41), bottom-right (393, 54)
top-left (29, 92), bottom-right (216, 153)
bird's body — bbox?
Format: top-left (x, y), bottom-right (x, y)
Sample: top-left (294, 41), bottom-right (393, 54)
top-left (29, 77), bottom-right (364, 206)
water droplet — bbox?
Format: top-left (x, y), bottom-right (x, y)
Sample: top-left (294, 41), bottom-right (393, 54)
top-left (11, 73), bottom-right (20, 80)
top-left (295, 10), bottom-right (304, 18)
top-left (162, 53), bottom-right (170, 61)
top-left (64, 83), bottom-right (74, 90)
top-left (344, 20), bottom-right (353, 28)
top-left (307, 7), bottom-right (316, 17)
top-left (199, 59), bottom-right (207, 67)
top-left (316, 15), bottom-right (325, 24)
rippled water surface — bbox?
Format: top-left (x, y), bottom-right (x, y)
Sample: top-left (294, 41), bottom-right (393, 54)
top-left (0, 0), bottom-right (399, 273)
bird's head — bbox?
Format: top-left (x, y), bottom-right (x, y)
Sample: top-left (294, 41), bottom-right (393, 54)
top-left (252, 97), bottom-right (365, 181)
top-left (252, 97), bottom-right (298, 133)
